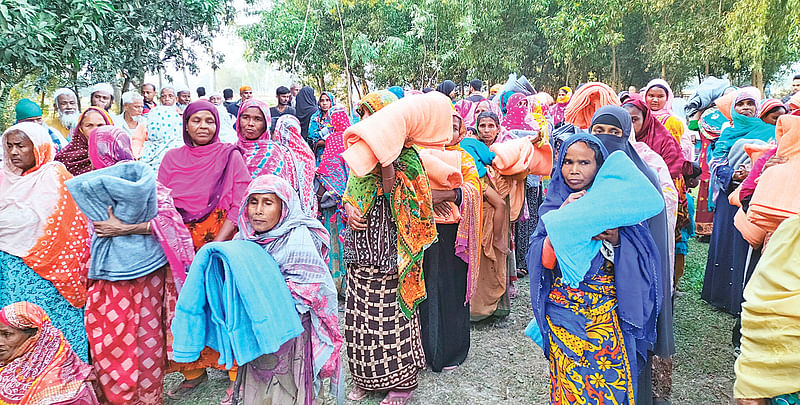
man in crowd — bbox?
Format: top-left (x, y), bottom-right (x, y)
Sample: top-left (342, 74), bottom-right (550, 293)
top-left (13, 98), bottom-right (68, 151)
top-left (269, 86), bottom-right (296, 131)
top-left (290, 83), bottom-right (301, 107)
top-left (141, 83), bottom-right (158, 114)
top-left (223, 88), bottom-right (235, 109)
top-left (160, 87), bottom-right (177, 107)
top-left (176, 88), bottom-right (192, 112)
top-left (90, 83), bottom-right (114, 111)
top-left (196, 86), bottom-right (206, 99)
top-left (782, 74), bottom-right (800, 103)
top-left (114, 91), bottom-right (146, 138)
top-left (226, 85), bottom-right (253, 117)
top-left (465, 79), bottom-right (485, 102)
top-left (209, 92), bottom-right (223, 105)
top-left (47, 87), bottom-right (79, 138)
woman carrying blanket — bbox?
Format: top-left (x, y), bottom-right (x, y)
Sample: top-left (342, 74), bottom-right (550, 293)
top-left (158, 100), bottom-right (251, 402)
top-left (417, 112), bottom-right (482, 372)
top-left (68, 125), bottom-right (195, 404)
top-left (527, 132), bottom-right (662, 405)
top-left (235, 175), bottom-right (342, 404)
top-left (0, 122), bottom-right (91, 362)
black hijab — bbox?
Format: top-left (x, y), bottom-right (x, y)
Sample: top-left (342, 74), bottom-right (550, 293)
top-left (294, 86), bottom-right (318, 140)
top-left (436, 80), bottom-right (457, 99)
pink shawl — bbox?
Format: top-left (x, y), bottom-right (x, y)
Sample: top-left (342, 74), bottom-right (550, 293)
top-left (501, 93), bottom-right (537, 131)
top-left (235, 99), bottom-right (294, 182)
top-left (317, 104), bottom-right (350, 198)
top-left (273, 114), bottom-right (318, 217)
top-left (455, 99), bottom-right (477, 128)
top-left (157, 100), bottom-right (251, 222)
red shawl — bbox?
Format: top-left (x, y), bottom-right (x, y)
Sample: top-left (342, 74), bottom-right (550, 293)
top-left (624, 94), bottom-right (688, 178)
top-left (54, 107), bottom-right (113, 176)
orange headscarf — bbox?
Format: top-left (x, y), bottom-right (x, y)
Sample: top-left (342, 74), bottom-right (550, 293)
top-left (564, 82), bottom-right (621, 129)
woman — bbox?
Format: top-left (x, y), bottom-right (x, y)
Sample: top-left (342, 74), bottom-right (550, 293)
top-left (551, 86), bottom-right (572, 127)
top-left (0, 122), bottom-right (91, 361)
top-left (157, 100), bottom-right (251, 401)
top-left (527, 132), bottom-right (662, 404)
top-left (702, 88), bottom-right (775, 315)
top-left (69, 125), bottom-right (194, 404)
top-left (235, 175), bottom-right (342, 404)
top-left (591, 105), bottom-right (676, 404)
top-left (316, 104), bottom-right (352, 292)
top-left (294, 86), bottom-right (318, 143)
top-left (55, 106), bottom-right (114, 176)
top-left (140, 104), bottom-right (184, 171)
top-left (273, 114), bottom-right (318, 217)
top-left (0, 302), bottom-right (99, 405)
top-left (759, 98), bottom-right (786, 125)
top-left (356, 90), bottom-right (399, 119)
top-left (309, 92), bottom-right (335, 163)
top-left (417, 112), bottom-right (482, 372)
top-left (436, 80), bottom-right (457, 101)
top-left (642, 79), bottom-right (686, 143)
top-left (235, 98), bottom-right (293, 180)
top-left (341, 91), bottom-right (434, 405)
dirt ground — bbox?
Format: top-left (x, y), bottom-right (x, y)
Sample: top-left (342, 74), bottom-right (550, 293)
top-left (165, 239), bottom-right (738, 404)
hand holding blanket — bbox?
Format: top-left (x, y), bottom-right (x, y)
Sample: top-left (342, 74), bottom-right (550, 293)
top-left (489, 136), bottom-right (553, 176)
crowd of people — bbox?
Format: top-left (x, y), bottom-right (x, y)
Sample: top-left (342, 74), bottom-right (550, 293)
top-left (1, 72), bottom-right (798, 405)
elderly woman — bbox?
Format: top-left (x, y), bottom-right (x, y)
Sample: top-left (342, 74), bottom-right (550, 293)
top-left (66, 125), bottom-right (195, 404)
top-left (55, 106), bottom-right (114, 176)
top-left (234, 175), bottom-right (342, 404)
top-left (0, 302), bottom-right (99, 404)
top-left (158, 100), bottom-right (251, 401)
top-left (0, 122), bottom-right (91, 361)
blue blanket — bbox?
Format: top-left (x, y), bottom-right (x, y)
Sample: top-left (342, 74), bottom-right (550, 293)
top-left (65, 161), bottom-right (166, 281)
top-left (460, 137), bottom-right (496, 177)
top-left (541, 151), bottom-right (664, 287)
top-left (171, 240), bottom-right (302, 368)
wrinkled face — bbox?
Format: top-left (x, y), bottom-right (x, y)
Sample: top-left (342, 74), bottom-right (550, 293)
top-left (247, 193), bottom-right (283, 233)
top-left (319, 94), bottom-right (331, 111)
top-left (209, 95), bottom-right (222, 105)
top-left (624, 105), bottom-right (644, 135)
top-left (762, 107), bottom-right (786, 125)
top-left (160, 89), bottom-right (176, 106)
top-left (240, 90), bottom-right (253, 101)
top-left (793, 79), bottom-right (800, 93)
top-left (278, 93), bottom-right (291, 106)
top-left (141, 84), bottom-right (156, 103)
top-left (290, 85), bottom-right (300, 97)
top-left (477, 117), bottom-right (499, 145)
top-left (187, 110), bottom-right (217, 146)
top-left (239, 107), bottom-right (267, 140)
top-left (561, 141), bottom-right (599, 191)
top-left (79, 110), bottom-right (107, 138)
top-left (591, 123), bottom-right (624, 138)
top-left (734, 99), bottom-right (757, 117)
top-left (91, 91), bottom-right (112, 110)
top-left (3, 130), bottom-right (36, 172)
top-left (55, 94), bottom-right (78, 115)
top-left (0, 323), bottom-right (34, 363)
top-left (645, 86), bottom-right (668, 111)
top-left (178, 91), bottom-right (191, 105)
top-left (123, 99), bottom-right (144, 117)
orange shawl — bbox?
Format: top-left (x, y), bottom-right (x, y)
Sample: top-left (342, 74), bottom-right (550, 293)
top-left (564, 82), bottom-right (620, 129)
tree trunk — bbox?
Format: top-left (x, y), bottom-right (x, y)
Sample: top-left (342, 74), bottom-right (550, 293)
top-left (611, 45), bottom-right (618, 90)
top-left (752, 66), bottom-right (764, 93)
top-left (661, 63), bottom-right (666, 79)
top-left (0, 83), bottom-right (11, 128)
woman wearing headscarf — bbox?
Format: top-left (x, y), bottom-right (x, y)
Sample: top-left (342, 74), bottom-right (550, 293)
top-left (0, 302), bottom-right (99, 405)
top-left (235, 98), bottom-right (291, 180)
top-left (273, 114), bottom-right (319, 217)
top-left (702, 88), bottom-right (775, 316)
top-left (234, 175), bottom-right (342, 404)
top-left (157, 100), bottom-right (251, 401)
top-left (759, 98), bottom-right (786, 125)
top-left (309, 91), bottom-right (336, 163)
top-left (416, 112), bottom-right (482, 372)
top-left (0, 122), bottom-right (91, 362)
top-left (694, 105), bottom-right (730, 236)
top-left (436, 80), bottom-right (457, 101)
top-left (294, 86), bottom-right (318, 144)
top-left (140, 104), bottom-right (184, 171)
top-left (54, 106), bottom-right (114, 176)
top-left (551, 86), bottom-right (572, 127)
top-left (317, 104), bottom-right (352, 292)
top-left (69, 125), bottom-right (195, 405)
top-left (591, 105), bottom-right (676, 405)
top-left (527, 132), bottom-right (662, 405)
top-left (642, 79), bottom-right (686, 144)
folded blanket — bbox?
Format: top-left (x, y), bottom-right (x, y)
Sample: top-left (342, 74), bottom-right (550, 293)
top-left (748, 115), bottom-right (800, 232)
top-left (459, 138), bottom-right (495, 177)
top-left (728, 138), bottom-right (765, 171)
top-left (489, 136), bottom-right (553, 176)
top-left (341, 92), bottom-right (453, 177)
top-left (171, 240), bottom-right (303, 368)
top-left (734, 208), bottom-right (766, 247)
top-left (564, 82), bottom-right (620, 129)
top-left (419, 148), bottom-right (463, 223)
top-left (541, 151), bottom-right (665, 287)
top-left (684, 76), bottom-right (731, 118)
top-left (65, 161), bottom-right (167, 281)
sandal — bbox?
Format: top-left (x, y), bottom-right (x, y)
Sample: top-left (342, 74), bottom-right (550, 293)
top-left (348, 386), bottom-right (368, 401)
top-left (166, 372), bottom-right (208, 399)
top-left (380, 391), bottom-right (413, 405)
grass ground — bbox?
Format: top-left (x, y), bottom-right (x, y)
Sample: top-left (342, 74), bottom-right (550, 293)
top-left (164, 238), bottom-right (738, 404)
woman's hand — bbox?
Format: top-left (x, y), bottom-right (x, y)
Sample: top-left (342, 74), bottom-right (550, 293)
top-left (733, 167), bottom-right (749, 182)
top-left (561, 191), bottom-right (587, 207)
top-left (345, 202), bottom-right (368, 231)
top-left (94, 206), bottom-right (133, 238)
top-left (592, 228), bottom-right (620, 246)
top-left (431, 189), bottom-right (456, 204)
top-left (762, 155), bottom-right (787, 171)
top-left (433, 201), bottom-right (453, 218)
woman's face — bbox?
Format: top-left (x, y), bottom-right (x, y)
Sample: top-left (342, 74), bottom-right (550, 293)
top-left (319, 94), bottom-right (331, 112)
top-left (591, 123), bottom-right (624, 138)
top-left (239, 107), bottom-right (267, 140)
top-left (448, 89), bottom-right (456, 100)
top-left (624, 105), bottom-right (645, 135)
top-left (645, 86), bottom-right (668, 111)
top-left (734, 99), bottom-right (758, 117)
top-left (561, 141), bottom-right (599, 191)
top-left (187, 110), bottom-right (217, 146)
top-left (762, 107), bottom-right (787, 125)
top-left (247, 193), bottom-right (283, 233)
top-left (448, 116), bottom-right (462, 146)
top-left (0, 323), bottom-right (33, 363)
top-left (558, 89), bottom-right (567, 98)
top-left (3, 130), bottom-right (36, 172)
top-left (474, 104), bottom-right (489, 117)
top-left (79, 110), bottom-right (107, 138)
top-left (477, 117), bottom-right (499, 145)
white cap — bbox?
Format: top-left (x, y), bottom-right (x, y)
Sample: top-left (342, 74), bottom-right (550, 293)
top-left (90, 82), bottom-right (113, 95)
top-left (53, 87), bottom-right (77, 101)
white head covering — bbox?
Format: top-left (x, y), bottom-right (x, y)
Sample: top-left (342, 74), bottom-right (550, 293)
top-left (53, 87), bottom-right (77, 101)
top-left (90, 82), bottom-right (113, 96)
